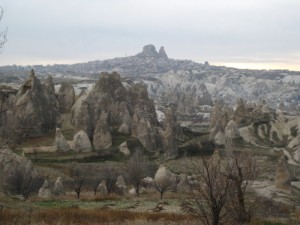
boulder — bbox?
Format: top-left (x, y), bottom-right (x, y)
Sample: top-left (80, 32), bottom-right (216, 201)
top-left (54, 128), bottom-right (70, 152)
top-left (73, 130), bottom-right (92, 152)
top-left (57, 82), bottom-right (75, 114)
top-left (119, 142), bottom-right (130, 156)
top-left (53, 177), bottom-right (65, 196)
top-left (38, 180), bottom-right (53, 199)
top-left (275, 156), bottom-right (291, 190)
top-left (116, 175), bottom-right (127, 194)
top-left (97, 180), bottom-right (108, 195)
top-left (128, 187), bottom-right (137, 196)
top-left (93, 111), bottom-right (112, 150)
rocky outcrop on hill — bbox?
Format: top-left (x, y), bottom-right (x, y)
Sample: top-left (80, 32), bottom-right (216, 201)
top-left (275, 156), bottom-right (291, 190)
top-left (57, 82), bottom-right (75, 114)
top-left (71, 72), bottom-right (158, 152)
top-left (158, 46), bottom-right (168, 59)
top-left (73, 130), bottom-right (92, 152)
top-left (1, 70), bottom-right (60, 137)
top-left (54, 128), bottom-right (70, 152)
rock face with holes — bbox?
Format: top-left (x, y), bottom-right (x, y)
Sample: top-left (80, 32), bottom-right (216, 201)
top-left (57, 82), bottom-right (75, 114)
top-left (71, 72), bottom-right (158, 152)
top-left (1, 70), bottom-right (59, 137)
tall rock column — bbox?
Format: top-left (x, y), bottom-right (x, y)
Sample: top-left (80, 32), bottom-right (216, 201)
top-left (162, 107), bottom-right (178, 158)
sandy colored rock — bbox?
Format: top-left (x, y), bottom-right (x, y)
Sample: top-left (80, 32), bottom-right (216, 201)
top-left (275, 156), bottom-right (291, 190)
top-left (38, 180), bottom-right (53, 199)
top-left (93, 111), bottom-right (112, 150)
top-left (54, 128), bottom-right (70, 152)
top-left (53, 177), bottom-right (65, 196)
top-left (57, 82), bottom-right (75, 114)
top-left (73, 130), bottom-right (92, 152)
top-left (97, 180), bottom-right (108, 195)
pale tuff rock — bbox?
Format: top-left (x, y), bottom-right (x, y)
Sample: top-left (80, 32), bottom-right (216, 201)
top-left (38, 180), bottom-right (53, 199)
top-left (53, 177), bottom-right (65, 196)
top-left (287, 133), bottom-right (300, 162)
top-left (93, 111), bottom-right (112, 150)
top-left (131, 107), bottom-right (157, 152)
top-left (162, 108), bottom-right (178, 158)
top-left (116, 175), bottom-right (127, 194)
top-left (209, 101), bottom-right (230, 145)
top-left (225, 120), bottom-right (240, 140)
top-left (71, 72), bottom-right (158, 152)
top-left (97, 180), bottom-right (108, 195)
top-left (128, 187), bottom-right (137, 196)
top-left (4, 69), bottom-right (60, 137)
top-left (58, 82), bottom-right (75, 114)
top-left (141, 177), bottom-right (154, 189)
top-left (73, 130), bottom-right (92, 152)
top-left (233, 98), bottom-right (250, 125)
top-left (119, 142), bottom-right (131, 156)
top-left (54, 128), bottom-right (70, 152)
top-left (44, 75), bottom-right (55, 94)
top-left (275, 156), bottom-right (291, 190)
top-left (154, 165), bottom-right (175, 184)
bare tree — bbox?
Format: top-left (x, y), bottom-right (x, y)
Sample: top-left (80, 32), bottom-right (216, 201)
top-left (0, 7), bottom-right (7, 50)
top-left (186, 155), bottom-right (232, 225)
top-left (4, 160), bottom-right (43, 199)
top-left (223, 151), bottom-right (257, 224)
top-left (127, 149), bottom-right (150, 196)
top-left (153, 176), bottom-right (175, 200)
top-left (70, 164), bottom-right (85, 199)
top-left (103, 166), bottom-right (118, 195)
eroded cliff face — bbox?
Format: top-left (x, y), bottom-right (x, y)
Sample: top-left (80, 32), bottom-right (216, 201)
top-left (0, 70), bottom-right (60, 137)
top-left (71, 72), bottom-right (159, 152)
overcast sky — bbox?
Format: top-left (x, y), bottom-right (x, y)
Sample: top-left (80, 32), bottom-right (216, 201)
top-left (0, 0), bottom-right (299, 70)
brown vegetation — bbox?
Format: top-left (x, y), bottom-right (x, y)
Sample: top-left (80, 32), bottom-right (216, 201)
top-left (0, 208), bottom-right (197, 225)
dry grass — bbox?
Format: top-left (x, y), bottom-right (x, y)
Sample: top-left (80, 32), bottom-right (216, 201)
top-left (0, 208), bottom-right (197, 225)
